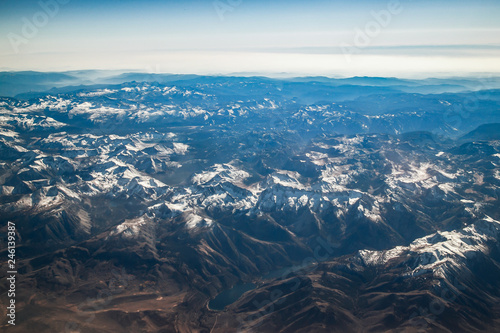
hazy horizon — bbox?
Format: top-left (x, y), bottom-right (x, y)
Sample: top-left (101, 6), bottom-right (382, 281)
top-left (3, 68), bottom-right (500, 82)
top-left (1, 0), bottom-right (499, 77)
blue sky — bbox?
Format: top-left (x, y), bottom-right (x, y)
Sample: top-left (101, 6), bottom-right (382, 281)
top-left (1, 0), bottom-right (499, 77)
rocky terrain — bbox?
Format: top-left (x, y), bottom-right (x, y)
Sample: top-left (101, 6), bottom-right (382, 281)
top-left (0, 73), bottom-right (499, 332)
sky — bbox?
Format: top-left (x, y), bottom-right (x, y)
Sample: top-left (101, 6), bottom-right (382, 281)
top-left (0, 0), bottom-right (499, 77)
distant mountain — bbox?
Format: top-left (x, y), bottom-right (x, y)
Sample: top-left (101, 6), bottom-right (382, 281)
top-left (0, 71), bottom-right (87, 97)
top-left (2, 71), bottom-right (500, 99)
top-left (461, 123), bottom-right (500, 141)
top-left (98, 72), bottom-right (202, 85)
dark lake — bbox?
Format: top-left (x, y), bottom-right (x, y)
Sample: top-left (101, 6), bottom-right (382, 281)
top-left (208, 283), bottom-right (257, 311)
top-left (208, 262), bottom-right (319, 311)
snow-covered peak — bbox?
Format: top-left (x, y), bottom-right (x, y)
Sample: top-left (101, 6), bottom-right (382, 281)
top-left (264, 171), bottom-right (306, 190)
top-left (184, 213), bottom-right (214, 229)
top-left (191, 164), bottom-right (249, 186)
top-left (358, 217), bottom-right (500, 279)
top-left (109, 216), bottom-right (148, 238)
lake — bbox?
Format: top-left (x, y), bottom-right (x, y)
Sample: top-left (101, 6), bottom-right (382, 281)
top-left (208, 262), bottom-right (319, 311)
top-left (208, 283), bottom-right (257, 311)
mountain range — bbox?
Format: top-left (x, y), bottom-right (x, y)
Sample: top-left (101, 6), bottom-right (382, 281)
top-left (0, 73), bottom-right (499, 332)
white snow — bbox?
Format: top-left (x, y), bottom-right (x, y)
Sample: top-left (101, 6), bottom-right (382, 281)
top-left (185, 213), bottom-right (213, 229)
top-left (78, 89), bottom-right (118, 97)
top-left (192, 164), bottom-right (249, 185)
top-left (110, 216), bottom-right (147, 238)
top-left (172, 142), bottom-right (189, 155)
top-left (358, 217), bottom-right (500, 279)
